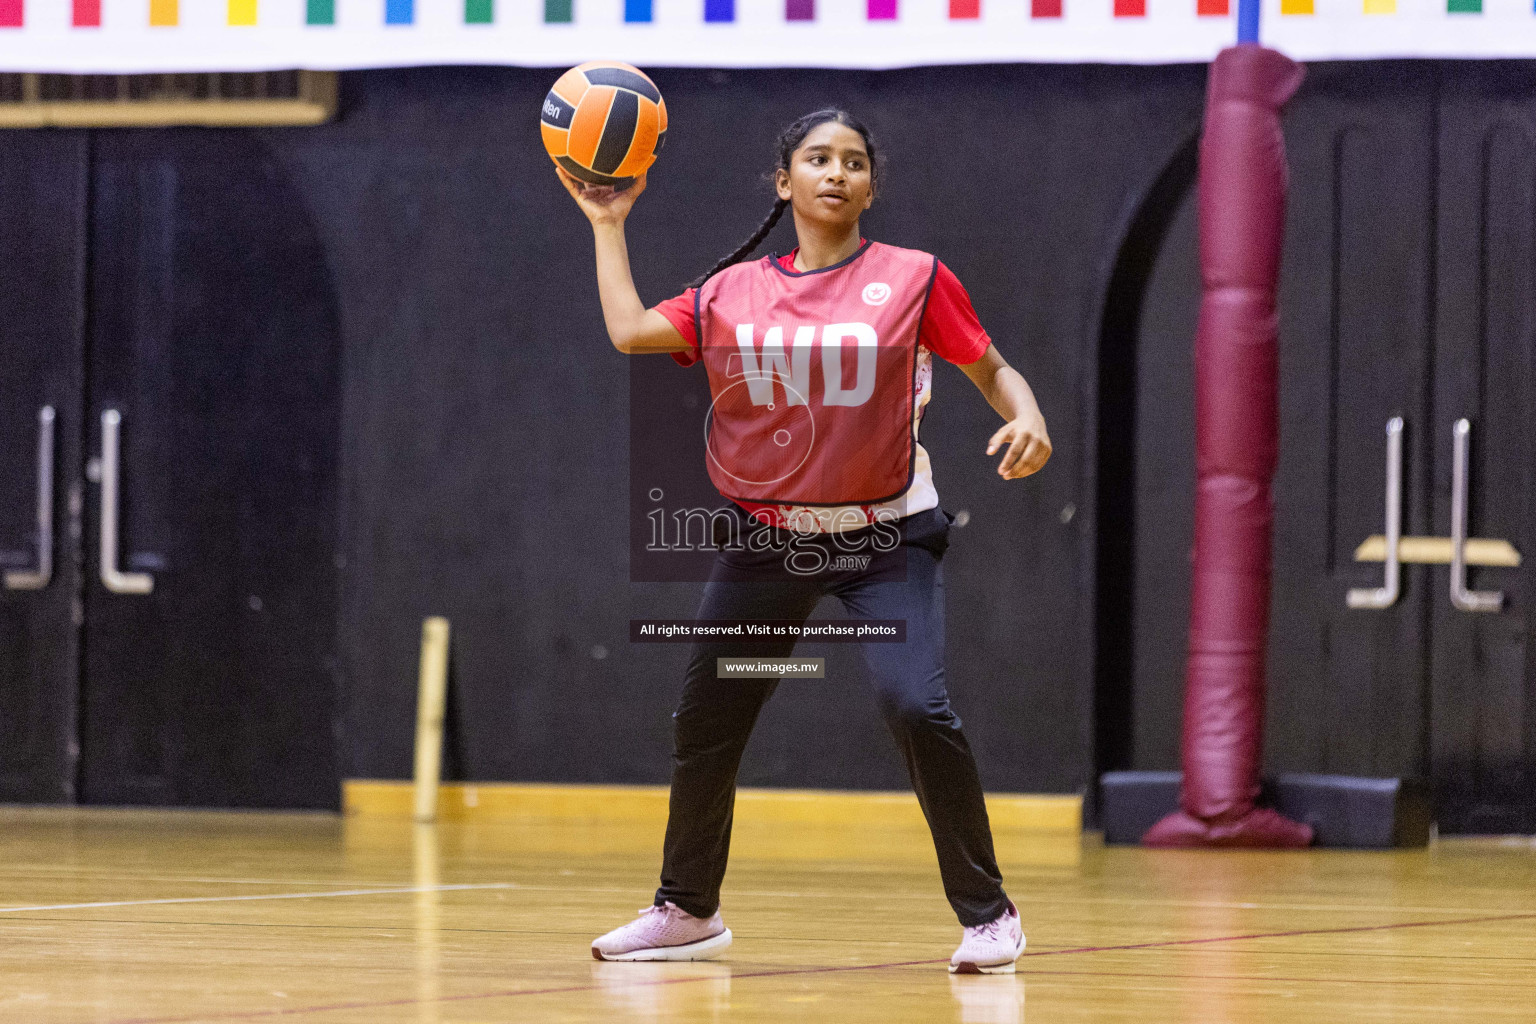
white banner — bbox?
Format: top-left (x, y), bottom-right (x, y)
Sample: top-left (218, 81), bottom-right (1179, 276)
top-left (0, 0), bottom-right (1534, 73)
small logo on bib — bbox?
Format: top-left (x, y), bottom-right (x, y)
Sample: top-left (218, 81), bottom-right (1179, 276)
top-left (862, 282), bottom-right (892, 306)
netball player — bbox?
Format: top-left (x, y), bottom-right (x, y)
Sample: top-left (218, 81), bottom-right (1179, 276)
top-left (557, 109), bottom-right (1050, 974)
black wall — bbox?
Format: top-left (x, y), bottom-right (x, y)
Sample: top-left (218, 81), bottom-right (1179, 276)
top-left (253, 64), bottom-right (1205, 795)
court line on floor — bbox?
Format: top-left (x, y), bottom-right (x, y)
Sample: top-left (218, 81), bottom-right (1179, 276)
top-left (278, 877), bottom-right (1536, 918)
top-left (0, 869), bottom-right (402, 885)
top-left (5, 872), bottom-right (1528, 918)
top-left (1020, 909), bottom-right (1536, 958)
top-left (1013, 966), bottom-right (1536, 988)
top-left (0, 884), bottom-right (516, 914)
top-left (0, 873), bottom-right (418, 888)
top-left (95, 908), bottom-right (1536, 1024)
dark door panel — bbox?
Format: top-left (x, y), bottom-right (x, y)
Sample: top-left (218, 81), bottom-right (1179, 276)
top-left (1267, 68), bottom-right (1438, 781)
top-left (1123, 176), bottom-right (1199, 771)
top-left (79, 131), bottom-right (342, 809)
top-left (0, 132), bottom-right (88, 803)
top-left (1432, 70), bottom-right (1536, 833)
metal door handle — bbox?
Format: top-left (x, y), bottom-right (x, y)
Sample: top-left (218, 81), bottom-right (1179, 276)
top-left (4, 406), bottom-right (55, 592)
top-left (1348, 417), bottom-right (1404, 610)
top-left (100, 409), bottom-right (153, 596)
top-left (1450, 418), bottom-right (1501, 613)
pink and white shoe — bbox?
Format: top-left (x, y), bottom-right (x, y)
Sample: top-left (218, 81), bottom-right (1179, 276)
top-left (591, 901), bottom-right (733, 962)
top-left (949, 901), bottom-right (1025, 974)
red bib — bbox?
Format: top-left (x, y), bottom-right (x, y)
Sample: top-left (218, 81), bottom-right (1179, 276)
top-left (695, 241), bottom-right (937, 506)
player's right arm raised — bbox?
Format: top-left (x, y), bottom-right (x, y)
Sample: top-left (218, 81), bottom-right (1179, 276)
top-left (557, 167), bottom-right (689, 355)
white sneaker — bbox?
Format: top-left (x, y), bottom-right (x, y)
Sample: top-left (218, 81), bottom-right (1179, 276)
top-left (591, 901), bottom-right (733, 962)
top-left (949, 901), bottom-right (1025, 974)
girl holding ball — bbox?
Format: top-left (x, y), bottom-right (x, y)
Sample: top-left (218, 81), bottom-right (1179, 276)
top-left (558, 108), bottom-right (1050, 974)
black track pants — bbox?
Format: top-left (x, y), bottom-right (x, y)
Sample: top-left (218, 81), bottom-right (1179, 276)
top-left (654, 506), bottom-right (1010, 928)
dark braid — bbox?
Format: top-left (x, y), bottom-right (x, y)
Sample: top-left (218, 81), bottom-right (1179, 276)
top-left (687, 108), bottom-right (881, 290)
top-left (685, 198), bottom-right (789, 289)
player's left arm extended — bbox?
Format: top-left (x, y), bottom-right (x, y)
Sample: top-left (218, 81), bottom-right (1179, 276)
top-left (959, 344), bottom-right (1052, 480)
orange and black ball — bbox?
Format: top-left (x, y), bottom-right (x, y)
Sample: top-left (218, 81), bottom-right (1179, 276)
top-left (541, 61), bottom-right (667, 189)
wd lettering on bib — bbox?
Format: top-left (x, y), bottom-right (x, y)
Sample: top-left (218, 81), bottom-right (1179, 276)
top-left (733, 323), bottom-right (878, 408)
top-left (696, 241), bottom-right (937, 506)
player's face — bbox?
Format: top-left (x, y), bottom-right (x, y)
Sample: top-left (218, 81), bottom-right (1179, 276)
top-left (775, 122), bottom-right (875, 229)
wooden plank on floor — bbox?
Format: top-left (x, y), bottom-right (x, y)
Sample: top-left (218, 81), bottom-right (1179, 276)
top-left (342, 779), bottom-right (1083, 832)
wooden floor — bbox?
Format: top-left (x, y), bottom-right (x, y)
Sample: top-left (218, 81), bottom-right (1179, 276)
top-left (1, 807), bottom-right (1534, 1023)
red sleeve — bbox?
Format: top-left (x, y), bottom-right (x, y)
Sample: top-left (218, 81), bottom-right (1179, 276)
top-left (918, 260), bottom-right (991, 366)
top-left (653, 289), bottom-right (701, 367)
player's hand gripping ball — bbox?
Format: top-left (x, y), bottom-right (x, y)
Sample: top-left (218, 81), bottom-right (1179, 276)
top-left (541, 62), bottom-right (667, 191)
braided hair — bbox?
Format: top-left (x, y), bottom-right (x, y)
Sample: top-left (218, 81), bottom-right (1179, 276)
top-left (686, 109), bottom-right (881, 289)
